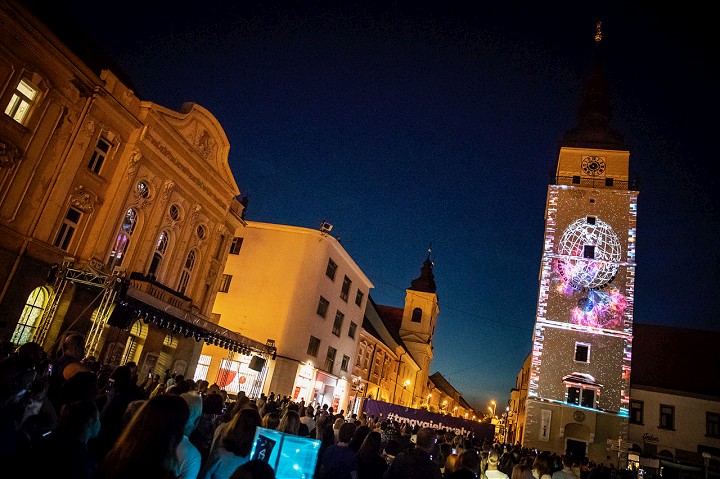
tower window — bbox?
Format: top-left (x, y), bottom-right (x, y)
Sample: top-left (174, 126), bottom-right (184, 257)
top-left (583, 245), bottom-right (595, 259)
top-left (411, 307), bottom-right (422, 323)
top-left (572, 176), bottom-right (581, 184)
top-left (574, 343), bottom-right (590, 363)
top-left (567, 386), bottom-right (596, 408)
top-left (605, 178), bottom-right (614, 187)
top-left (586, 216), bottom-right (596, 225)
top-left (218, 274), bottom-right (232, 293)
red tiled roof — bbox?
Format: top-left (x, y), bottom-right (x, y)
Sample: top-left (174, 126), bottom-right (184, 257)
top-left (632, 323), bottom-right (720, 397)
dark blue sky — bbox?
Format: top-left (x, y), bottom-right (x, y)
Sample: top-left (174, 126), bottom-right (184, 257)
top-left (45, 1), bottom-right (718, 411)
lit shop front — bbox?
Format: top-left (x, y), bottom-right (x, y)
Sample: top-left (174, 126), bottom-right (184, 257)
top-left (291, 362), bottom-right (349, 411)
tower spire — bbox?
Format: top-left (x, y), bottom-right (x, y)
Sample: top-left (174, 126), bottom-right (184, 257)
top-left (410, 248), bottom-right (436, 293)
top-left (561, 20), bottom-right (624, 150)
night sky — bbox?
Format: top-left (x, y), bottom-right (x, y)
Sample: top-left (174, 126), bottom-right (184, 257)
top-left (35, 1), bottom-right (718, 412)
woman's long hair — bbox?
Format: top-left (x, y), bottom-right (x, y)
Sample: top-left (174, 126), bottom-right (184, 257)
top-left (222, 407), bottom-right (262, 457)
top-left (100, 394), bottom-right (189, 479)
top-left (356, 430), bottom-right (383, 460)
top-left (277, 410), bottom-right (300, 435)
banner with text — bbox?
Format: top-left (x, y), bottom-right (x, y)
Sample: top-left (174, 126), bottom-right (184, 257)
top-left (362, 398), bottom-right (494, 441)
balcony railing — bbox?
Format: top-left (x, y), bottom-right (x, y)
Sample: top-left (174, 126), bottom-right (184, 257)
top-left (554, 175), bottom-right (639, 191)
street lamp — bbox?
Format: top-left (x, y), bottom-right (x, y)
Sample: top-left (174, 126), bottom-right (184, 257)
top-left (403, 379), bottom-right (411, 406)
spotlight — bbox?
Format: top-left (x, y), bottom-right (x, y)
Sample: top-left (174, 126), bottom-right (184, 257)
top-left (184, 328), bottom-right (193, 338)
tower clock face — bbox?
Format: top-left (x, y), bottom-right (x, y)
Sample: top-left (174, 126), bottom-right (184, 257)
top-left (581, 156), bottom-right (606, 176)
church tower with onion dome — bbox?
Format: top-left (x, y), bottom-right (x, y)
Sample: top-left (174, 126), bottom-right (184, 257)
top-left (522, 23), bottom-right (637, 463)
top-left (399, 249), bottom-right (439, 405)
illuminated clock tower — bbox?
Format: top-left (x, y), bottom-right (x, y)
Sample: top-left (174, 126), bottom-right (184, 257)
top-left (523, 24), bottom-right (637, 463)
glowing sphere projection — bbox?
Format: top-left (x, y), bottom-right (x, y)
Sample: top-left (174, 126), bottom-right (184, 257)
top-left (557, 217), bottom-right (621, 290)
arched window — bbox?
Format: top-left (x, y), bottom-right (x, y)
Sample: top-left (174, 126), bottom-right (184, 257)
top-left (107, 208), bottom-right (138, 269)
top-left (11, 286), bottom-right (50, 344)
top-left (178, 249), bottom-right (196, 295)
top-left (411, 307), bottom-right (422, 323)
top-left (148, 231), bottom-right (169, 278)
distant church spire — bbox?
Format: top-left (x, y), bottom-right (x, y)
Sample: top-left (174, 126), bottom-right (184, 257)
top-left (561, 20), bottom-right (625, 150)
top-left (410, 246), bottom-right (436, 293)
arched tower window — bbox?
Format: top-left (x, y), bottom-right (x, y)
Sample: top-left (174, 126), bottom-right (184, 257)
top-left (148, 231), bottom-right (169, 278)
top-left (108, 208), bottom-right (138, 269)
top-left (11, 286), bottom-right (50, 344)
top-left (178, 249), bottom-right (196, 295)
top-left (411, 307), bottom-right (423, 323)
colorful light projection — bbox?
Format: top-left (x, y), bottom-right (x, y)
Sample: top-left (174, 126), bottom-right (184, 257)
top-left (554, 216), bottom-right (627, 329)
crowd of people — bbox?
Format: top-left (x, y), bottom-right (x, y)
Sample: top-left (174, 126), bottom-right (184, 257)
top-left (0, 333), bottom-right (634, 479)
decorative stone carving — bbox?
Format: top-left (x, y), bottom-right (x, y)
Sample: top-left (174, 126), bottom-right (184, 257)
top-left (190, 204), bottom-right (201, 221)
top-left (160, 180), bottom-right (175, 206)
top-left (127, 149), bottom-right (142, 180)
top-left (0, 139), bottom-right (20, 168)
top-left (70, 185), bottom-right (99, 213)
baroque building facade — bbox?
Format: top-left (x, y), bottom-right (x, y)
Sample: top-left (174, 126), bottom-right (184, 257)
top-left (0, 0), bottom-right (271, 378)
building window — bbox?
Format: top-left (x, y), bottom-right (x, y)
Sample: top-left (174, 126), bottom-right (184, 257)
top-left (178, 249), bottom-right (196, 295)
top-left (316, 296), bottom-right (329, 318)
top-left (707, 412), bottom-right (720, 438)
top-left (324, 346), bottom-right (336, 373)
top-left (332, 310), bottom-right (344, 336)
top-left (605, 178), bottom-right (614, 187)
top-left (411, 307), bottom-right (422, 323)
top-left (572, 176), bottom-right (581, 184)
top-left (586, 216), bottom-right (596, 225)
top-left (196, 225), bottom-right (206, 240)
top-left (108, 208), bottom-right (138, 269)
top-left (5, 78), bottom-right (39, 124)
top-left (229, 237), bottom-right (243, 255)
top-left (10, 286), bottom-right (49, 345)
top-left (348, 321), bottom-right (357, 339)
top-left (583, 245), bottom-right (595, 259)
top-left (630, 400), bottom-right (644, 425)
top-left (193, 354), bottom-right (212, 382)
top-left (355, 290), bottom-right (364, 307)
top-left (326, 258), bottom-right (337, 280)
top-left (307, 336), bottom-right (320, 357)
top-left (340, 275), bottom-right (351, 301)
top-left (574, 343), bottom-right (590, 363)
top-left (567, 386), bottom-right (595, 408)
top-left (219, 274), bottom-right (232, 293)
top-left (341, 355), bottom-right (350, 372)
top-left (169, 204), bottom-right (181, 221)
top-left (659, 405), bottom-right (675, 430)
top-left (137, 181), bottom-right (150, 198)
top-left (53, 207), bottom-right (82, 251)
top-left (148, 231), bottom-right (168, 278)
top-left (87, 136), bottom-right (112, 174)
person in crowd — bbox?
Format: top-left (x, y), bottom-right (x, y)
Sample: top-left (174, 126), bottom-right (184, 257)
top-left (99, 393), bottom-right (189, 479)
top-left (317, 421), bottom-right (358, 479)
top-left (277, 409), bottom-right (300, 435)
top-left (383, 427), bottom-right (442, 479)
top-left (200, 407), bottom-right (262, 479)
top-left (32, 399), bottom-right (101, 479)
top-left (485, 449), bottom-right (510, 479)
top-left (300, 405), bottom-right (316, 435)
top-left (228, 460), bottom-right (276, 479)
top-left (332, 416), bottom-right (345, 443)
top-left (48, 331), bottom-right (89, 411)
top-left (511, 452), bottom-right (535, 479)
top-left (552, 455), bottom-right (579, 479)
top-left (445, 448), bottom-right (481, 479)
top-left (348, 424), bottom-right (370, 453)
top-left (190, 388), bottom-right (226, 464)
top-left (533, 452), bottom-right (555, 479)
top-left (93, 364), bottom-right (136, 459)
top-left (382, 438), bottom-right (402, 465)
top-left (443, 453), bottom-right (460, 476)
top-left (177, 392), bottom-right (203, 479)
top-left (356, 430), bottom-right (388, 479)
top-left (261, 411), bottom-right (280, 430)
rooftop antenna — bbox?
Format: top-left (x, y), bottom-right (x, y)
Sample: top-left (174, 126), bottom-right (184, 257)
top-left (320, 220), bottom-right (333, 234)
